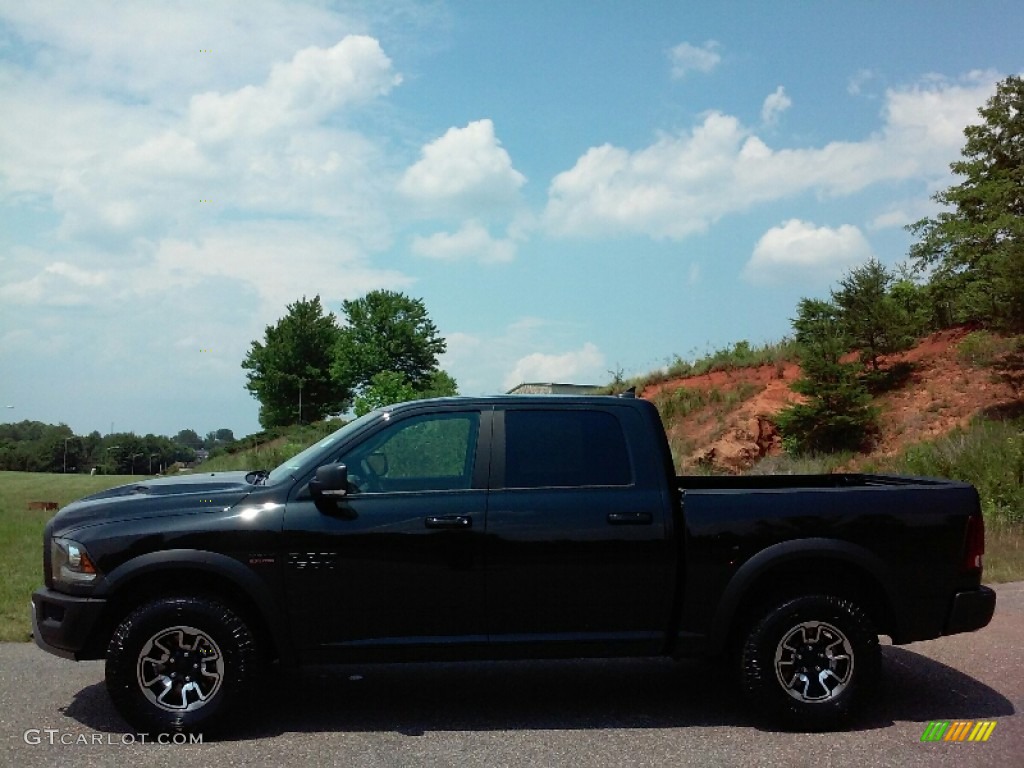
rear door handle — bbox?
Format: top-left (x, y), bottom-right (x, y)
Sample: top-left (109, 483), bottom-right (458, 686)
top-left (607, 512), bottom-right (653, 525)
top-left (425, 515), bottom-right (473, 529)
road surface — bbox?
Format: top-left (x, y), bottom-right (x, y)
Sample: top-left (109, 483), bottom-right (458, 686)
top-left (2, 582), bottom-right (1021, 767)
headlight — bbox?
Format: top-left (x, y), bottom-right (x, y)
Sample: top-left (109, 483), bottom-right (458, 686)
top-left (51, 538), bottom-right (98, 586)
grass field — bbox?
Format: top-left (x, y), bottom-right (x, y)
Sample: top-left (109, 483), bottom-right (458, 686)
top-left (0, 471), bottom-right (145, 642)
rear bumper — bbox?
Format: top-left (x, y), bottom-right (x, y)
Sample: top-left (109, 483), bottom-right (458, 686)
top-left (944, 586), bottom-right (996, 635)
top-left (31, 587), bottom-right (107, 661)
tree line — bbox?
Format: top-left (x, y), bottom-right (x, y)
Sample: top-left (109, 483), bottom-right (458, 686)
top-left (777, 75), bottom-right (1023, 454)
top-left (242, 290), bottom-right (457, 428)
top-left (0, 422), bottom-right (235, 474)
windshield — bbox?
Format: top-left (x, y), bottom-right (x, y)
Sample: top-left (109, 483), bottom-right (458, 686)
top-left (265, 410), bottom-right (383, 483)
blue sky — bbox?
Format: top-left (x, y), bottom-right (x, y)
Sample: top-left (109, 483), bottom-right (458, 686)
top-left (1, 1), bottom-right (1021, 438)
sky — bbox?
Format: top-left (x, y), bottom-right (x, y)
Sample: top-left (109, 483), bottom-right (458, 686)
top-left (1, 1), bottom-right (1021, 439)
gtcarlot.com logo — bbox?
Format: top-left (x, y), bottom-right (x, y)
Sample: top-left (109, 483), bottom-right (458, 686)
top-left (921, 720), bottom-right (997, 742)
top-left (24, 729), bottom-right (203, 746)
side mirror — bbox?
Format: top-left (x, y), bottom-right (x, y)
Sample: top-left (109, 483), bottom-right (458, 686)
top-left (309, 463), bottom-right (349, 500)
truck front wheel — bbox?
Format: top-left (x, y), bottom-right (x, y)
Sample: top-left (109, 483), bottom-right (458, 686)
top-left (740, 594), bottom-right (880, 730)
top-left (105, 596), bottom-right (257, 734)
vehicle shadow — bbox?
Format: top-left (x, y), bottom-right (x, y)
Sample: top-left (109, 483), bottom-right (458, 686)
top-left (62, 647), bottom-right (1014, 740)
top-left (864, 646), bottom-right (1016, 727)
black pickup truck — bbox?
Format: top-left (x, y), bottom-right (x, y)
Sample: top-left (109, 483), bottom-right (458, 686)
top-left (32, 395), bottom-right (995, 733)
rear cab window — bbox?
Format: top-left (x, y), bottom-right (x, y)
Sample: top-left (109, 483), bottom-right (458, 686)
top-left (502, 409), bottom-right (633, 489)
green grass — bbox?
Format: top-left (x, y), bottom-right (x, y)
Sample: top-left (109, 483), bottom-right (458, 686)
top-left (606, 338), bottom-right (798, 394)
top-left (863, 417), bottom-right (1024, 527)
top-left (652, 381), bottom-right (760, 425)
top-left (744, 451), bottom-right (857, 476)
top-left (984, 521), bottom-right (1024, 584)
top-left (0, 471), bottom-right (142, 642)
top-left (200, 420), bottom-right (344, 474)
top-left (956, 330), bottom-right (1021, 368)
top-left (871, 421), bottom-right (1024, 580)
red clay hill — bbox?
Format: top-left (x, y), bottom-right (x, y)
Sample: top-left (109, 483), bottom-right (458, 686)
top-left (640, 327), bottom-right (1023, 474)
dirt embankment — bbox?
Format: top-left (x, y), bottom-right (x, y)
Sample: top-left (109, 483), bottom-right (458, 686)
top-left (643, 328), bottom-right (1023, 474)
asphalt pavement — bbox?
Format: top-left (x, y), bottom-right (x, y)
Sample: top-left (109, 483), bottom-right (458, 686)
top-left (2, 582), bottom-right (1021, 768)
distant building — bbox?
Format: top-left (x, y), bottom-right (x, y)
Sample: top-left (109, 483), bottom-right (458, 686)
top-left (506, 383), bottom-right (602, 395)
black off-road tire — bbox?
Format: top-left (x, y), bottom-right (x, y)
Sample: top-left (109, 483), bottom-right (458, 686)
top-left (105, 596), bottom-right (257, 735)
top-left (740, 594), bottom-right (880, 731)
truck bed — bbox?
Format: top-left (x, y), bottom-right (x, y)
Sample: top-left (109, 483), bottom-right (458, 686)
top-left (677, 473), bottom-right (965, 492)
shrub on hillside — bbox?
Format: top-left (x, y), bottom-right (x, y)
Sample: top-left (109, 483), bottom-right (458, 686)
top-left (776, 299), bottom-right (879, 454)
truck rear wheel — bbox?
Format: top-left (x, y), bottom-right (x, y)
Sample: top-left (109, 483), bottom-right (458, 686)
top-left (105, 596), bottom-right (257, 734)
top-left (739, 594), bottom-right (880, 730)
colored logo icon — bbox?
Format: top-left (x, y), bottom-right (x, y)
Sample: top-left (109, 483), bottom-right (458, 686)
top-left (921, 720), bottom-right (997, 742)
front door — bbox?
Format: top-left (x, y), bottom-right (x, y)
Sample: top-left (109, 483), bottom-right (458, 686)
top-left (283, 408), bottom-right (489, 659)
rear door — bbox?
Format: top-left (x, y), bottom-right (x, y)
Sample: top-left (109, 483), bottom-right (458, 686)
top-left (483, 405), bottom-right (674, 655)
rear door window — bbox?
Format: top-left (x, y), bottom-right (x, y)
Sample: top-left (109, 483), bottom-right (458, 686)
top-left (503, 409), bottom-right (632, 488)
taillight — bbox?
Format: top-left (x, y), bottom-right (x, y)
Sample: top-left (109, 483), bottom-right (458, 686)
top-left (962, 510), bottom-right (985, 574)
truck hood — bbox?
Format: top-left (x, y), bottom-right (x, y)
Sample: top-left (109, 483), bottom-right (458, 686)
top-left (49, 471), bottom-right (257, 534)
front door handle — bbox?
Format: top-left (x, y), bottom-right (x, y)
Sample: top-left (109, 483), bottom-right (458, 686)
top-left (425, 515), bottom-right (473, 529)
top-left (607, 512), bottom-right (653, 525)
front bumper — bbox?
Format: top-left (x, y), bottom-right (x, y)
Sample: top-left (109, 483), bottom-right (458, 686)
top-left (944, 586), bottom-right (996, 635)
top-left (31, 587), bottom-right (107, 661)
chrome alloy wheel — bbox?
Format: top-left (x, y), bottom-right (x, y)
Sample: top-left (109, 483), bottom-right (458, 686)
top-left (136, 625), bottom-right (225, 712)
top-left (773, 620), bottom-right (854, 703)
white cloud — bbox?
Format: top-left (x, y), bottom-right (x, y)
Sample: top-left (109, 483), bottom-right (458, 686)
top-left (1, 222), bottom-right (412, 319)
top-left (761, 86), bottom-right (792, 125)
top-left (741, 220), bottom-right (874, 284)
top-left (398, 119), bottom-right (526, 211)
top-left (188, 36), bottom-right (399, 142)
top-left (848, 69), bottom-right (876, 96)
top-left (0, 261), bottom-right (110, 306)
top-left (868, 196), bottom-right (940, 230)
top-left (145, 223), bottom-right (412, 314)
top-left (438, 319), bottom-right (603, 396)
top-left (411, 221), bottom-right (517, 263)
top-left (503, 343), bottom-right (604, 391)
top-left (668, 41), bottom-right (721, 79)
top-left (545, 73), bottom-right (998, 240)
top-left (0, 2), bottom-right (362, 105)
top-left (1, 33), bottom-right (401, 250)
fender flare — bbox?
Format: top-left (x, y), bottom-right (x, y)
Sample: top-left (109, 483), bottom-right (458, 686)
top-left (100, 549), bottom-right (293, 663)
top-left (708, 537), bottom-right (899, 647)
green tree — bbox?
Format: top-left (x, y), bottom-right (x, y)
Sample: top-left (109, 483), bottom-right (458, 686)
top-left (353, 371), bottom-right (419, 416)
top-left (416, 369), bottom-right (459, 399)
top-left (243, 295), bottom-right (349, 428)
top-left (776, 299), bottom-right (878, 453)
top-left (332, 290), bottom-right (447, 395)
top-left (909, 75), bottom-right (1024, 329)
top-left (203, 428), bottom-right (236, 449)
top-left (889, 263), bottom-right (934, 339)
top-left (831, 259), bottom-right (914, 370)
top-left (353, 368), bottom-right (459, 417)
top-left (173, 429), bottom-right (204, 450)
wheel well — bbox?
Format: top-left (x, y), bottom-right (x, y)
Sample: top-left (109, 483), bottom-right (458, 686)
top-left (727, 558), bottom-right (895, 645)
top-left (90, 570), bottom-right (280, 662)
